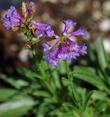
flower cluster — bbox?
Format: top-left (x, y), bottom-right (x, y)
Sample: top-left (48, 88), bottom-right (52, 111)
top-left (2, 2), bottom-right (53, 38)
top-left (2, 2), bottom-right (87, 66)
top-left (43, 19), bottom-right (87, 66)
top-left (2, 6), bottom-right (22, 31)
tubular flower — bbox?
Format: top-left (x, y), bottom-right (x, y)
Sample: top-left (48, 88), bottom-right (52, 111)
top-left (2, 6), bottom-right (22, 31)
top-left (2, 2), bottom-right (36, 31)
top-left (30, 22), bottom-right (55, 38)
top-left (43, 19), bottom-right (87, 66)
top-left (2, 1), bottom-right (54, 39)
top-left (63, 19), bottom-right (87, 37)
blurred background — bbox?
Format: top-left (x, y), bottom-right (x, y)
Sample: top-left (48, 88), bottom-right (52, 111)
top-left (0, 0), bottom-right (110, 75)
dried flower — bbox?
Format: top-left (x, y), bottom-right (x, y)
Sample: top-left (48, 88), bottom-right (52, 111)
top-left (22, 2), bottom-right (36, 19)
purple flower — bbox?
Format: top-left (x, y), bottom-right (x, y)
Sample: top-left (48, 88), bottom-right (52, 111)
top-left (44, 39), bottom-right (86, 66)
top-left (43, 19), bottom-right (87, 66)
top-left (58, 39), bottom-right (80, 61)
top-left (2, 6), bottom-right (22, 30)
top-left (46, 48), bottom-right (60, 66)
top-left (31, 22), bottom-right (54, 38)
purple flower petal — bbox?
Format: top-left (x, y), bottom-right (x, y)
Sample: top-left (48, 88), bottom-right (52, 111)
top-left (43, 43), bottom-right (52, 52)
top-left (63, 19), bottom-right (76, 33)
top-left (71, 27), bottom-right (87, 37)
top-left (45, 29), bottom-right (54, 37)
top-left (46, 48), bottom-right (59, 66)
top-left (36, 23), bottom-right (50, 30)
top-left (58, 39), bottom-right (80, 61)
top-left (78, 45), bottom-right (87, 55)
top-left (3, 20), bottom-right (11, 30)
top-left (32, 22), bottom-right (54, 38)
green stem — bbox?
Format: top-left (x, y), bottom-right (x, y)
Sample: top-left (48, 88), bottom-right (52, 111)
top-left (65, 62), bottom-right (80, 107)
top-left (38, 64), bottom-right (58, 101)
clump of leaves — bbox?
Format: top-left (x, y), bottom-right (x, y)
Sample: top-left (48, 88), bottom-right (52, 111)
top-left (0, 38), bottom-right (110, 117)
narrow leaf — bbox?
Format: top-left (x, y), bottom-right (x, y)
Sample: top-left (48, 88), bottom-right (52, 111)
top-left (0, 89), bottom-right (17, 102)
top-left (73, 66), bottom-right (107, 90)
top-left (96, 38), bottom-right (108, 70)
top-left (0, 98), bottom-right (35, 117)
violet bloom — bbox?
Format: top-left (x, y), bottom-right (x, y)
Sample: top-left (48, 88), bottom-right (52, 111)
top-left (58, 39), bottom-right (80, 61)
top-left (63, 19), bottom-right (87, 38)
top-left (45, 39), bottom-right (80, 66)
top-left (46, 48), bottom-right (60, 66)
top-left (2, 6), bottom-right (22, 31)
top-left (43, 19), bottom-right (87, 66)
top-left (31, 22), bottom-right (54, 38)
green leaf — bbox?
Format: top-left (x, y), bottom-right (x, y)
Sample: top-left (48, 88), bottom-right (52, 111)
top-left (0, 75), bottom-right (29, 89)
top-left (101, 114), bottom-right (110, 117)
top-left (91, 90), bottom-right (107, 100)
top-left (94, 101), bottom-right (108, 114)
top-left (58, 112), bottom-right (75, 117)
top-left (0, 89), bottom-right (17, 102)
top-left (52, 70), bottom-right (61, 89)
top-left (17, 68), bottom-right (41, 80)
top-left (87, 43), bottom-right (96, 62)
top-left (36, 102), bottom-right (50, 117)
top-left (33, 90), bottom-right (51, 98)
top-left (82, 91), bottom-right (93, 111)
top-left (96, 38), bottom-right (108, 70)
top-left (58, 61), bottom-right (67, 74)
top-left (73, 66), bottom-right (107, 90)
top-left (0, 97), bottom-right (35, 117)
top-left (62, 78), bottom-right (70, 86)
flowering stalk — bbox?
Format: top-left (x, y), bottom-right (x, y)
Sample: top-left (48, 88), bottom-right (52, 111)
top-left (2, 2), bottom-right (87, 67)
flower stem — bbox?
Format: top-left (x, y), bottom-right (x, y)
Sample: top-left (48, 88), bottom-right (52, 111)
top-left (65, 62), bottom-right (80, 108)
